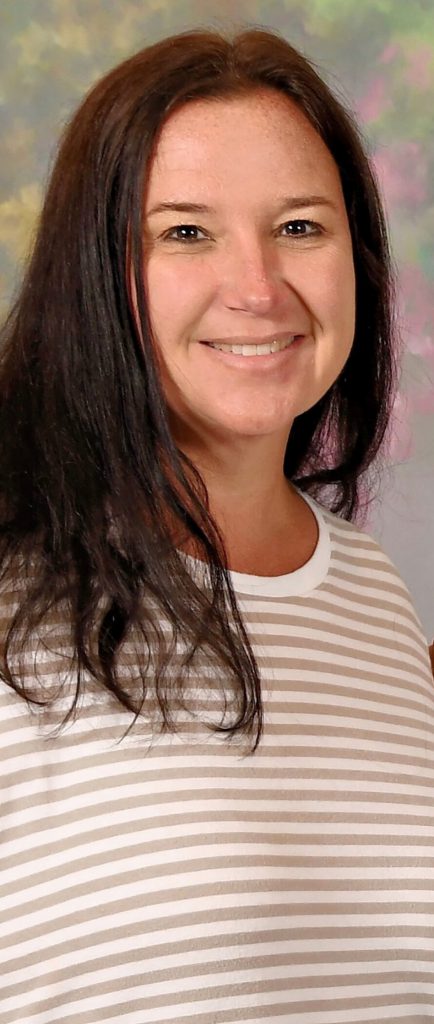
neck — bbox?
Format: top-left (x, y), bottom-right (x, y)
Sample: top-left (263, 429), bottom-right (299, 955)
top-left (174, 426), bottom-right (318, 576)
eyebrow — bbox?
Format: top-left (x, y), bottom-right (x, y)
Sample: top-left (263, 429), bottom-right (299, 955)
top-left (146, 201), bottom-right (217, 217)
top-left (146, 195), bottom-right (339, 217)
top-left (278, 195), bottom-right (339, 213)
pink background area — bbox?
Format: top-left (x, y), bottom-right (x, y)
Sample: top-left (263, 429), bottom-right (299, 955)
top-left (1, 0), bottom-right (433, 633)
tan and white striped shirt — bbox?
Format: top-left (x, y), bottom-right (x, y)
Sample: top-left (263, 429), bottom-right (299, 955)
top-left (1, 496), bottom-right (433, 1023)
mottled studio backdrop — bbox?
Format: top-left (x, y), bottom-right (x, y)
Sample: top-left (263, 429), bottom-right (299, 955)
top-left (1, 0), bottom-right (433, 634)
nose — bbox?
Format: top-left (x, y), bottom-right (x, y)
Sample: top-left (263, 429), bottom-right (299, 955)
top-left (219, 237), bottom-right (290, 317)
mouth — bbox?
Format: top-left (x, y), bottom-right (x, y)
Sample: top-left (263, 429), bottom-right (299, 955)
top-left (201, 334), bottom-right (303, 357)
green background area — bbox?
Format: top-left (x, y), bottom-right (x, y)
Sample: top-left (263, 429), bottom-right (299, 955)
top-left (1, 0), bottom-right (433, 630)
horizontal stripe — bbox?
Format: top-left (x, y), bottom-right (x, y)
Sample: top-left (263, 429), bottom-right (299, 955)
top-left (0, 503), bottom-right (433, 1021)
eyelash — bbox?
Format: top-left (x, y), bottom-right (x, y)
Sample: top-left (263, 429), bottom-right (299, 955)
top-left (281, 219), bottom-right (321, 238)
top-left (161, 219), bottom-right (322, 243)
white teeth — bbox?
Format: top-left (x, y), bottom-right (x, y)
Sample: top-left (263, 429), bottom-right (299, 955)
top-left (208, 337), bottom-right (296, 355)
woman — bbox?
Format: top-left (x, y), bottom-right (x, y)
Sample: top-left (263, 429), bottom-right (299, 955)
top-left (0, 28), bottom-right (433, 1024)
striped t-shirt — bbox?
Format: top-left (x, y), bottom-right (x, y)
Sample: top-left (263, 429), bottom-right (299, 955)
top-left (0, 496), bottom-right (433, 1024)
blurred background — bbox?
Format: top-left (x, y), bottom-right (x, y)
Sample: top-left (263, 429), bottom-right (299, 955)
top-left (1, 0), bottom-right (433, 634)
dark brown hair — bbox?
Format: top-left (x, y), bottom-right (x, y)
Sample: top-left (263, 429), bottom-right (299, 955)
top-left (0, 29), bottom-right (396, 748)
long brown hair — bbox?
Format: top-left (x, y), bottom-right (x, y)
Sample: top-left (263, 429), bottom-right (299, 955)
top-left (0, 29), bottom-right (396, 748)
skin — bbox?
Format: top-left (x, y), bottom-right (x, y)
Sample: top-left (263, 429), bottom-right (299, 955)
top-left (142, 89), bottom-right (356, 575)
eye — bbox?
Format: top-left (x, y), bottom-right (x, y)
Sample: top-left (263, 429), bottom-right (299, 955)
top-left (163, 224), bottom-right (208, 242)
top-left (280, 219), bottom-right (321, 237)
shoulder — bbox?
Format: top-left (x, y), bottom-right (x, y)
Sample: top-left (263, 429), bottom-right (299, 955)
top-left (314, 499), bottom-right (427, 634)
top-left (0, 564), bottom-right (76, 715)
top-left (319, 501), bottom-right (411, 576)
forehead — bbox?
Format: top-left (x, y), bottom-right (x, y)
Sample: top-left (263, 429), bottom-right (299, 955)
top-left (146, 89), bottom-right (343, 203)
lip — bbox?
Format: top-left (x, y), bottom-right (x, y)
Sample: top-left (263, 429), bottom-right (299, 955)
top-left (200, 331), bottom-right (304, 347)
top-left (198, 333), bottom-right (306, 368)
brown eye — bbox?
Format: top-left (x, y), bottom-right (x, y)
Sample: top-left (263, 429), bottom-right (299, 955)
top-left (281, 220), bottom-right (319, 236)
top-left (166, 224), bottom-right (206, 241)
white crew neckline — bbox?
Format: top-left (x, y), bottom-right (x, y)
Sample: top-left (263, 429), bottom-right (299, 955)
top-left (229, 491), bottom-right (330, 598)
top-left (183, 490), bottom-right (331, 600)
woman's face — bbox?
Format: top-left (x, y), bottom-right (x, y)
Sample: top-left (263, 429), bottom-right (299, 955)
top-left (142, 89), bottom-right (355, 448)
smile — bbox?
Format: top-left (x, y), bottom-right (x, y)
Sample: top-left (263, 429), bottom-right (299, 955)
top-left (204, 336), bottom-right (298, 357)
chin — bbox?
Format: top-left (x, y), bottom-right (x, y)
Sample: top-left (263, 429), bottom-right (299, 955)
top-left (211, 411), bottom-right (294, 439)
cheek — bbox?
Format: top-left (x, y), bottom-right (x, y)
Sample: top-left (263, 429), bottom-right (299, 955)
top-left (144, 257), bottom-right (215, 344)
top-left (311, 249), bottom-right (356, 338)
